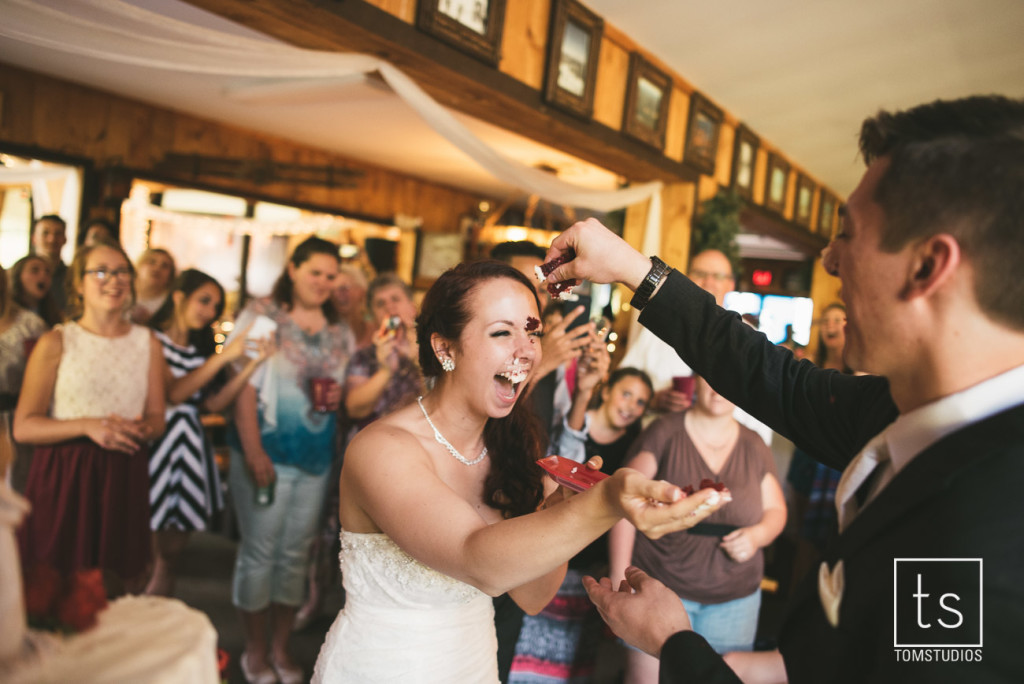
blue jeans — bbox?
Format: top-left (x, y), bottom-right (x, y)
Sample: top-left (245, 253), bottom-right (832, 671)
top-left (681, 590), bottom-right (762, 654)
top-left (229, 451), bottom-right (329, 611)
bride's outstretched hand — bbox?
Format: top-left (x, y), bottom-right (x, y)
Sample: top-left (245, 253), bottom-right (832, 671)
top-left (607, 468), bottom-right (731, 540)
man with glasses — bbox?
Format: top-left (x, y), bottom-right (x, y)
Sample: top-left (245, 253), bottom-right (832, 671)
top-left (621, 249), bottom-right (772, 445)
top-left (620, 249), bottom-right (734, 413)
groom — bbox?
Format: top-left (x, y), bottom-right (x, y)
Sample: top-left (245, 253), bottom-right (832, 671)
top-left (544, 95), bottom-right (1024, 682)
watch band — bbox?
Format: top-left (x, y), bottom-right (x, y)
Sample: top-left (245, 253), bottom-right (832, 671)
top-left (630, 256), bottom-right (670, 311)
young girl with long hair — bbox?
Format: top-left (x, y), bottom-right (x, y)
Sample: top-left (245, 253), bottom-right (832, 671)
top-left (509, 363), bottom-right (655, 682)
top-left (144, 268), bottom-right (275, 596)
top-left (9, 254), bottom-right (61, 327)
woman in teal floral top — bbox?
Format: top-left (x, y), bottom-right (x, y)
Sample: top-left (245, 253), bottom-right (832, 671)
top-left (227, 237), bottom-right (354, 684)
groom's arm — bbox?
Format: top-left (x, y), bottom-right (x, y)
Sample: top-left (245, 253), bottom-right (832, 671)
top-left (639, 270), bottom-right (897, 469)
top-left (659, 632), bottom-right (743, 684)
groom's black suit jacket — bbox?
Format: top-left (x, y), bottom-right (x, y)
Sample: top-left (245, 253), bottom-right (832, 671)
top-left (637, 271), bottom-right (1024, 683)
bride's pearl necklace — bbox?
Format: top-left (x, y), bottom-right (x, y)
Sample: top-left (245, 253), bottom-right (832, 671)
top-left (417, 396), bottom-right (487, 466)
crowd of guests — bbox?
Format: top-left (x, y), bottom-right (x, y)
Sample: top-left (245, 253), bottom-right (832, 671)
top-left (3, 215), bottom-right (838, 684)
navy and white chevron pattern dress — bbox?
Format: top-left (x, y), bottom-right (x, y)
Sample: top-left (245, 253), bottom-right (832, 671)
top-left (148, 331), bottom-right (224, 531)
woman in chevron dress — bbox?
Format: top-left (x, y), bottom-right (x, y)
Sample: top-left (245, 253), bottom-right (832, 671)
top-left (145, 269), bottom-right (275, 596)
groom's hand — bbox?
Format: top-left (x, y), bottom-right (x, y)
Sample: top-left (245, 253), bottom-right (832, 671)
top-left (583, 566), bottom-right (692, 657)
top-left (545, 218), bottom-right (651, 289)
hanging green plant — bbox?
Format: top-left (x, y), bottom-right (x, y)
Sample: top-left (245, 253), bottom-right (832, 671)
top-left (692, 188), bottom-right (743, 276)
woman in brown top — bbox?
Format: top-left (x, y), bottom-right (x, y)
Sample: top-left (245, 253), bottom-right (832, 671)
top-left (609, 375), bottom-right (786, 683)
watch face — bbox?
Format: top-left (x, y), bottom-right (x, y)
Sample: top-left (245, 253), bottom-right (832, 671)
top-left (439, 0), bottom-right (489, 35)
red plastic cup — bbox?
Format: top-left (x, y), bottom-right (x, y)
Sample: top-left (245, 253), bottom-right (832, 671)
top-left (672, 375), bottom-right (696, 397)
top-left (310, 377), bottom-right (338, 412)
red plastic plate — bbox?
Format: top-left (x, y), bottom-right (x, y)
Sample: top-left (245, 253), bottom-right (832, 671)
top-left (536, 455), bottom-right (609, 492)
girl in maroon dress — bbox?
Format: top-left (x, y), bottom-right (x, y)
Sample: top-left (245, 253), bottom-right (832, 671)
top-left (14, 242), bottom-right (166, 590)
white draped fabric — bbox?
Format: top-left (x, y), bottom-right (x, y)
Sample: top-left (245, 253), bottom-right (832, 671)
top-left (1, 0), bottom-right (665, 249)
top-left (0, 166), bottom-right (76, 185)
top-left (0, 164), bottom-right (82, 250)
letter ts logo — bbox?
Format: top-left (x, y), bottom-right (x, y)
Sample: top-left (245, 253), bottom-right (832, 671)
top-left (894, 558), bottom-right (982, 648)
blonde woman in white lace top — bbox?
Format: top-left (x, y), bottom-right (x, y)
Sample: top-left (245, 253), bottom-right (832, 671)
top-left (14, 242), bottom-right (165, 589)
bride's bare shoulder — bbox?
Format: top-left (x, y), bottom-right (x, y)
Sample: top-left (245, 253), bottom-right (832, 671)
top-left (345, 403), bottom-right (428, 468)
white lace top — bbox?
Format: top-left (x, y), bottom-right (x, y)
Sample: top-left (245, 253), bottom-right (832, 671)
top-left (313, 530), bottom-right (499, 683)
top-left (51, 322), bottom-right (150, 420)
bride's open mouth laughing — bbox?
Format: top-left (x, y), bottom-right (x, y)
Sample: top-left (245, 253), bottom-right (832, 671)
top-left (495, 358), bottom-right (530, 403)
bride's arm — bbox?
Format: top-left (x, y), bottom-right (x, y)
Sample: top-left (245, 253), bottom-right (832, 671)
top-left (342, 425), bottom-right (723, 596)
top-left (505, 482), bottom-right (570, 615)
top-left (508, 563), bottom-right (567, 614)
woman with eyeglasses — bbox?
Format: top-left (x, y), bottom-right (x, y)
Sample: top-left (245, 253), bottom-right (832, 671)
top-left (14, 242), bottom-right (166, 592)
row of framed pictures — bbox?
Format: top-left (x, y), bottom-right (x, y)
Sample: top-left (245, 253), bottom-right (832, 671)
top-left (417, 0), bottom-right (608, 120)
top-left (418, 0), bottom-right (723, 171)
top-left (733, 126), bottom-right (839, 237)
top-left (417, 0), bottom-right (835, 235)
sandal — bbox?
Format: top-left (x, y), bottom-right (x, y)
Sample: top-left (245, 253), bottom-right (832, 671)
top-left (270, 656), bottom-right (304, 684)
top-left (240, 652), bottom-right (278, 684)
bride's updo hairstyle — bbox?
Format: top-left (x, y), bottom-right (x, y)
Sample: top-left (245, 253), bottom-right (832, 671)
top-left (417, 260), bottom-right (547, 519)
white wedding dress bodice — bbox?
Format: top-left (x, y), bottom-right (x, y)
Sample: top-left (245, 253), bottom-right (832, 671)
top-left (312, 530), bottom-right (499, 683)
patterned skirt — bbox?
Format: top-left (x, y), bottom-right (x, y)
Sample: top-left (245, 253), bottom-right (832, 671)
top-left (148, 404), bottom-right (223, 531)
top-left (18, 438), bottom-right (151, 581)
top-left (509, 569), bottom-right (607, 683)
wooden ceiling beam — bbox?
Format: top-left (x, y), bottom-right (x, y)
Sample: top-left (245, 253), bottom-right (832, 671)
top-left (183, 0), bottom-right (697, 187)
top-left (740, 204), bottom-right (828, 258)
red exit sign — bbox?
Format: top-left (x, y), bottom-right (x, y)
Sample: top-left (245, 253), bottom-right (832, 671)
top-left (752, 269), bottom-right (773, 287)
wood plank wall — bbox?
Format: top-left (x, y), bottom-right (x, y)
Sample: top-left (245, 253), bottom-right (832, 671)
top-left (0, 63), bottom-right (479, 234)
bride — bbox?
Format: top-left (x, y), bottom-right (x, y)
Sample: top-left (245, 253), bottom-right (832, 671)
top-left (313, 260), bottom-right (727, 683)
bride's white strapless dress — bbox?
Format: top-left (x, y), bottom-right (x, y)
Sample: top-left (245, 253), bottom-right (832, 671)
top-left (312, 530), bottom-right (499, 683)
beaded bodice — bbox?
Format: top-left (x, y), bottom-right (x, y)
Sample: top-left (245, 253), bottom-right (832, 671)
top-left (339, 530), bottom-right (486, 608)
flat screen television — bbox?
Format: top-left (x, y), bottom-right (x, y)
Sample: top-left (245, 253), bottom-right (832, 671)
top-left (723, 292), bottom-right (814, 346)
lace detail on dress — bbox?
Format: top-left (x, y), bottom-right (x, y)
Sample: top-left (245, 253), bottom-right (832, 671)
top-left (339, 531), bottom-right (485, 606)
top-left (51, 322), bottom-right (150, 420)
top-left (313, 530), bottom-right (499, 683)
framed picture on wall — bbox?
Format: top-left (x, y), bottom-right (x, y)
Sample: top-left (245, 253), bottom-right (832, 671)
top-left (794, 173), bottom-right (816, 228)
top-left (416, 0), bottom-right (508, 66)
top-left (764, 153), bottom-right (790, 214)
top-left (414, 230), bottom-right (464, 288)
top-left (682, 91), bottom-right (723, 175)
top-left (818, 191), bottom-right (838, 238)
top-left (543, 0), bottom-right (604, 118)
top-left (730, 124), bottom-right (760, 200)
top-left (622, 54), bottom-right (672, 150)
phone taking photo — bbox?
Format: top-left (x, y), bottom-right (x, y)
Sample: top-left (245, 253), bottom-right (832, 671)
top-left (244, 314), bottom-right (277, 358)
top-left (561, 294), bottom-right (592, 332)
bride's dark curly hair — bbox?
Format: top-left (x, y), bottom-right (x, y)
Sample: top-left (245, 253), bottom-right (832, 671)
top-left (417, 260), bottom-right (547, 519)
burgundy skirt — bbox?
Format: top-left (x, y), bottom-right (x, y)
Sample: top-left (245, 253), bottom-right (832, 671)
top-left (18, 438), bottom-right (152, 582)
